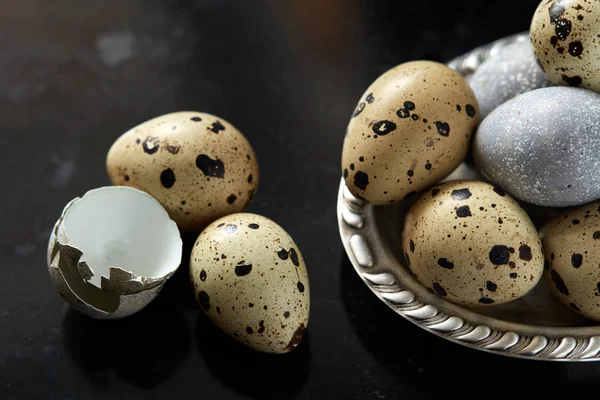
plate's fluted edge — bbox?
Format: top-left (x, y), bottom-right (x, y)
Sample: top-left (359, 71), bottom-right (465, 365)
top-left (338, 32), bottom-right (600, 362)
top-left (338, 179), bottom-right (600, 361)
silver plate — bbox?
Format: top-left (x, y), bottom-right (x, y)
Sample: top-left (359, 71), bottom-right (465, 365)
top-left (337, 33), bottom-right (600, 362)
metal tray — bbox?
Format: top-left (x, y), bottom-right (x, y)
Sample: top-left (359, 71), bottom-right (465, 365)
top-left (337, 33), bottom-right (600, 361)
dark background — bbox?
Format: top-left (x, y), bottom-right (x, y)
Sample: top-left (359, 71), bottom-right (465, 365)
top-left (2, 1), bottom-right (599, 399)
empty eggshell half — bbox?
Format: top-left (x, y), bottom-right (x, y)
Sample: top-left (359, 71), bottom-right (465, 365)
top-left (47, 186), bottom-right (182, 319)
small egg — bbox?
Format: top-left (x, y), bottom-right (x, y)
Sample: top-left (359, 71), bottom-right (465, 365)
top-left (402, 180), bottom-right (544, 306)
top-left (106, 112), bottom-right (259, 232)
top-left (474, 86), bottom-right (600, 207)
top-left (531, 0), bottom-right (600, 91)
top-left (470, 38), bottom-right (553, 119)
top-left (542, 200), bottom-right (600, 320)
top-left (342, 61), bottom-right (479, 205)
top-left (190, 213), bottom-right (310, 354)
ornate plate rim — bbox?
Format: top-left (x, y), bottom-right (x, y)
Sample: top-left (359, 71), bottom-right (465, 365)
top-left (337, 32), bottom-right (600, 362)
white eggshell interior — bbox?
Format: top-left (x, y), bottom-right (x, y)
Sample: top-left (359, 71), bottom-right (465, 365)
top-left (62, 186), bottom-right (182, 288)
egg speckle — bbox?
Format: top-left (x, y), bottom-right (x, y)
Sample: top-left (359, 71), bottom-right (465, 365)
top-left (189, 213), bottom-right (310, 354)
top-left (402, 180), bottom-right (544, 306)
top-left (542, 200), bottom-right (600, 320)
top-left (106, 112), bottom-right (259, 232)
top-left (342, 61), bottom-right (479, 205)
top-left (531, 0), bottom-right (600, 92)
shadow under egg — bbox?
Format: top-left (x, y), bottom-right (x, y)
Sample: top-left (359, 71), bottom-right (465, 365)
top-left (155, 231), bottom-right (202, 310)
top-left (195, 312), bottom-right (311, 399)
top-left (61, 299), bottom-right (191, 389)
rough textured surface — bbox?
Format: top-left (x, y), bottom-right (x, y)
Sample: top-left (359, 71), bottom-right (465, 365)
top-left (531, 0), bottom-right (600, 92)
top-left (470, 37), bottom-right (553, 119)
top-left (403, 180), bottom-right (544, 306)
top-left (474, 86), bottom-right (600, 207)
top-left (342, 61), bottom-right (478, 205)
top-left (107, 111), bottom-right (259, 232)
top-left (190, 213), bottom-right (310, 354)
top-left (542, 200), bottom-right (600, 321)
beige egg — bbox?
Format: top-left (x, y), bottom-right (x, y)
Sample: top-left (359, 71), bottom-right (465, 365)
top-left (541, 200), bottom-right (600, 320)
top-left (341, 61), bottom-right (479, 205)
top-left (106, 111), bottom-right (259, 232)
top-left (402, 180), bottom-right (544, 306)
top-left (531, 0), bottom-right (600, 91)
top-left (190, 213), bottom-right (310, 354)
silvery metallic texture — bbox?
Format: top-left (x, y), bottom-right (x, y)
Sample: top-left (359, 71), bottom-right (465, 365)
top-left (474, 86), bottom-right (600, 207)
top-left (470, 35), bottom-right (553, 119)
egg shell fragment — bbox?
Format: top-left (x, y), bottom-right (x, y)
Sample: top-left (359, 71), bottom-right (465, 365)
top-left (531, 0), bottom-right (600, 92)
top-left (47, 186), bottom-right (182, 319)
top-left (106, 111), bottom-right (259, 232)
top-left (402, 180), bottom-right (544, 306)
top-left (341, 60), bottom-right (479, 205)
top-left (542, 200), bottom-right (600, 321)
top-left (474, 86), bottom-right (600, 207)
top-left (190, 213), bottom-right (310, 354)
top-left (470, 36), bottom-right (553, 119)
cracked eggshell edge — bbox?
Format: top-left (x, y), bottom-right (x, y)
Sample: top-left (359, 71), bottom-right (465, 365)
top-left (46, 187), bottom-right (182, 319)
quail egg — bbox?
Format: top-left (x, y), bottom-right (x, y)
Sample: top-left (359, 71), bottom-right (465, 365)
top-left (106, 111), bottom-right (259, 232)
top-left (531, 0), bottom-right (600, 92)
top-left (542, 200), bottom-right (600, 320)
top-left (474, 86), bottom-right (600, 207)
top-left (403, 180), bottom-right (544, 306)
top-left (342, 61), bottom-right (479, 205)
top-left (190, 213), bottom-right (310, 354)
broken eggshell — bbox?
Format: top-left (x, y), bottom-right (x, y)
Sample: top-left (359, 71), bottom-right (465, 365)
top-left (47, 186), bottom-right (182, 319)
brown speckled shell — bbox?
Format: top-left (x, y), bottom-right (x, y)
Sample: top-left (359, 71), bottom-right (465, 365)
top-left (190, 213), bottom-right (310, 354)
top-left (402, 180), bottom-right (544, 306)
top-left (106, 111), bottom-right (259, 232)
top-left (342, 61), bottom-right (479, 205)
top-left (541, 200), bottom-right (600, 320)
top-left (531, 0), bottom-right (600, 91)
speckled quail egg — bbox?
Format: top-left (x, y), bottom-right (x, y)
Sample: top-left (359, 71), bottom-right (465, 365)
top-left (106, 111), bottom-right (259, 232)
top-left (531, 0), bottom-right (600, 92)
top-left (541, 200), bottom-right (600, 320)
top-left (342, 60), bottom-right (479, 205)
top-left (402, 180), bottom-right (544, 306)
top-left (190, 213), bottom-right (310, 354)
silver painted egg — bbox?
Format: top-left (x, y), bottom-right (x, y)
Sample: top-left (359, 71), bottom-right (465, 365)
top-left (470, 37), bottom-right (553, 119)
top-left (474, 86), bottom-right (600, 207)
